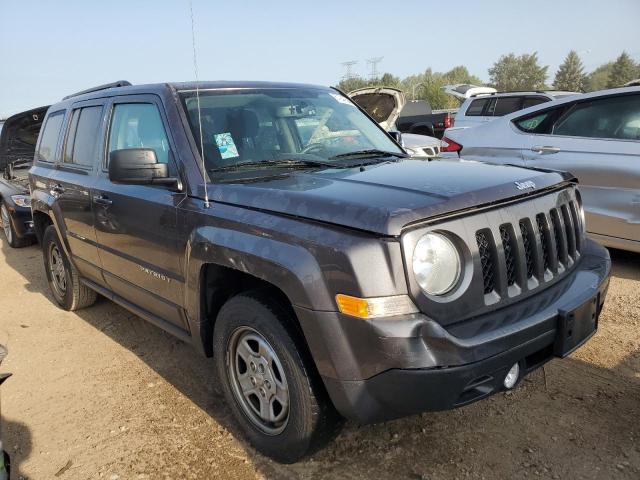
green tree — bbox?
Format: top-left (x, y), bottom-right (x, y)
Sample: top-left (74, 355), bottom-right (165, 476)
top-left (488, 52), bottom-right (548, 91)
top-left (553, 50), bottom-right (586, 92)
top-left (585, 62), bottom-right (614, 92)
top-left (336, 76), bottom-right (370, 93)
top-left (607, 51), bottom-right (638, 87)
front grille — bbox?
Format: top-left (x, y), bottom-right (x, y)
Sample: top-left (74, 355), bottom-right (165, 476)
top-left (476, 197), bottom-right (582, 297)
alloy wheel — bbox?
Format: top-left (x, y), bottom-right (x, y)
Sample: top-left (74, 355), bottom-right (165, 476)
top-left (1, 205), bottom-right (12, 244)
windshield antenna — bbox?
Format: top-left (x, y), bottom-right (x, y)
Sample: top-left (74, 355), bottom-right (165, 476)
top-left (189, 0), bottom-right (210, 208)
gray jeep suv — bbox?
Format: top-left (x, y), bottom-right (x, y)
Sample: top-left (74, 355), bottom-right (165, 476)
top-left (29, 81), bottom-right (610, 462)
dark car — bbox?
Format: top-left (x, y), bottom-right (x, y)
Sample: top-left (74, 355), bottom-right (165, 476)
top-left (0, 106), bottom-right (49, 247)
top-left (29, 80), bottom-right (610, 463)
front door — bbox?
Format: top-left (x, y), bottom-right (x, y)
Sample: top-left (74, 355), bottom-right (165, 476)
top-left (521, 93), bottom-right (640, 244)
top-left (92, 96), bottom-right (188, 330)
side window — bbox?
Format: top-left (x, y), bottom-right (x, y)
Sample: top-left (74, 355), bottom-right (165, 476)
top-left (63, 106), bottom-right (103, 166)
top-left (465, 98), bottom-right (489, 116)
top-left (522, 97), bottom-right (550, 109)
top-left (36, 111), bottom-right (65, 162)
top-left (493, 96), bottom-right (524, 116)
top-left (553, 94), bottom-right (640, 140)
top-left (514, 106), bottom-right (565, 134)
top-left (107, 103), bottom-right (170, 165)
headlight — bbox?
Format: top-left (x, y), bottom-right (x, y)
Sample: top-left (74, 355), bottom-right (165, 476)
top-left (412, 233), bottom-right (461, 296)
top-left (11, 194), bottom-right (31, 208)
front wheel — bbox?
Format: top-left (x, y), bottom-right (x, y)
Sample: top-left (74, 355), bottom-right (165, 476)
top-left (1, 203), bottom-right (31, 248)
top-left (42, 225), bottom-right (97, 311)
top-left (214, 292), bottom-right (342, 463)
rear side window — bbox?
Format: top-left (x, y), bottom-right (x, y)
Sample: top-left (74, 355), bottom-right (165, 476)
top-left (493, 97), bottom-right (523, 116)
top-left (553, 94), bottom-right (640, 140)
top-left (522, 97), bottom-right (550, 109)
top-left (465, 98), bottom-right (489, 116)
top-left (514, 106), bottom-right (566, 134)
top-left (36, 112), bottom-right (65, 162)
top-left (63, 106), bottom-right (103, 166)
top-left (108, 103), bottom-right (170, 165)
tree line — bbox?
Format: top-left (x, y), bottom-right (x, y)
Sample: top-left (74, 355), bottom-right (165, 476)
top-left (337, 51), bottom-right (640, 110)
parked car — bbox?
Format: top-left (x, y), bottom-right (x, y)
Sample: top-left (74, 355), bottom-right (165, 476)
top-left (0, 344), bottom-right (10, 480)
top-left (347, 87), bottom-right (442, 157)
top-left (30, 80), bottom-right (610, 463)
top-left (443, 86), bottom-right (640, 253)
top-left (453, 90), bottom-right (579, 129)
top-left (349, 86), bottom-right (454, 138)
top-left (0, 106), bottom-right (49, 247)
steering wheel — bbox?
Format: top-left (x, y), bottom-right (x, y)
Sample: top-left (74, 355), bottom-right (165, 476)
top-left (301, 142), bottom-right (326, 155)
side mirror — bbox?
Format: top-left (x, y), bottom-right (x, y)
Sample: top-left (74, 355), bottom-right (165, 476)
top-left (109, 148), bottom-right (181, 189)
top-left (388, 130), bottom-right (404, 146)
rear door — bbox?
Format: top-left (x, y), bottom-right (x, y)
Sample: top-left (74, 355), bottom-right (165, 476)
top-left (53, 101), bottom-right (105, 284)
top-left (92, 95), bottom-right (188, 330)
top-left (519, 93), bottom-right (640, 243)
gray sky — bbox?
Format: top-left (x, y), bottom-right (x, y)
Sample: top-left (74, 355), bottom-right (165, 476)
top-left (1, 0), bottom-right (639, 118)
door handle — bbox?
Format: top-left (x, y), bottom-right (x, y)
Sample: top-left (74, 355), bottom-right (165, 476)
top-left (93, 195), bottom-right (113, 206)
top-left (50, 184), bottom-right (64, 197)
top-left (531, 145), bottom-right (560, 154)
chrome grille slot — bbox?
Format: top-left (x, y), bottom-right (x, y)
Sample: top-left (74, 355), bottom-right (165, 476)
top-left (499, 224), bottom-right (517, 287)
top-left (476, 230), bottom-right (497, 294)
top-left (569, 200), bottom-right (582, 252)
top-left (550, 208), bottom-right (568, 267)
top-left (536, 213), bottom-right (552, 272)
top-left (561, 204), bottom-right (576, 259)
top-left (519, 219), bottom-right (535, 279)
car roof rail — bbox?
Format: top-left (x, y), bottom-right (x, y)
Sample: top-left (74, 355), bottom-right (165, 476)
top-left (62, 80), bottom-right (132, 100)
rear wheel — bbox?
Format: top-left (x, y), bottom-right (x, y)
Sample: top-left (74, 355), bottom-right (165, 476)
top-left (214, 292), bottom-right (342, 463)
top-left (42, 225), bottom-right (97, 311)
top-left (1, 203), bottom-right (31, 248)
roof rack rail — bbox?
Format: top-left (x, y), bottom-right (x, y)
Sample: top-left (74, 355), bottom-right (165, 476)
top-left (63, 80), bottom-right (132, 100)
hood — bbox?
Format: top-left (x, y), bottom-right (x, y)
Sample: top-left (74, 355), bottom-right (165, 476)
top-left (348, 87), bottom-right (405, 131)
top-left (0, 105), bottom-right (50, 171)
top-left (207, 160), bottom-right (572, 236)
top-left (443, 84), bottom-right (497, 100)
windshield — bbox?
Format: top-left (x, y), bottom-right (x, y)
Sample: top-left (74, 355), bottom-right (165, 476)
top-left (179, 88), bottom-right (404, 177)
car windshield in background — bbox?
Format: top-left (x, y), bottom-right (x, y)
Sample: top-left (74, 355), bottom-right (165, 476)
top-left (179, 88), bottom-right (404, 177)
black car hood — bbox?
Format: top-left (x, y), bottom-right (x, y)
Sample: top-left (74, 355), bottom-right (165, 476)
top-left (207, 159), bottom-right (572, 236)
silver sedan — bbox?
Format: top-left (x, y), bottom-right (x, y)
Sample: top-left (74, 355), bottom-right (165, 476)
top-left (442, 86), bottom-right (640, 253)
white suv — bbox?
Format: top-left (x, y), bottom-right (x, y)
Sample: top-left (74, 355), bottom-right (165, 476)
top-left (454, 91), bottom-right (579, 129)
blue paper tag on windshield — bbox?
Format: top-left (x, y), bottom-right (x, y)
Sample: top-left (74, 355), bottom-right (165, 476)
top-left (214, 132), bottom-right (240, 159)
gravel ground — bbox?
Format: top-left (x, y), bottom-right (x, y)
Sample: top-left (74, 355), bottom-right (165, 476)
top-left (0, 239), bottom-right (638, 480)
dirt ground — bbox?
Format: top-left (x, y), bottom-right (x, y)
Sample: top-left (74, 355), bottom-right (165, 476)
top-left (0, 239), bottom-right (638, 480)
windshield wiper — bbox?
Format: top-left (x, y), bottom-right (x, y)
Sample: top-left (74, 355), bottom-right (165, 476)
top-left (330, 149), bottom-right (408, 160)
top-left (209, 158), bottom-right (339, 173)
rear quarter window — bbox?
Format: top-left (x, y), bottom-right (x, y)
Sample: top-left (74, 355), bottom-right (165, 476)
top-left (465, 98), bottom-right (489, 116)
top-left (36, 111), bottom-right (65, 162)
top-left (493, 96), bottom-right (524, 116)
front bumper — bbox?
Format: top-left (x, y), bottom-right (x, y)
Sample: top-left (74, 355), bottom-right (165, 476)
top-left (296, 240), bottom-right (610, 424)
top-left (6, 205), bottom-right (34, 239)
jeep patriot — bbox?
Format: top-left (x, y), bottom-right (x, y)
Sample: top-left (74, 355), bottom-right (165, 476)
top-left (29, 80), bottom-right (611, 462)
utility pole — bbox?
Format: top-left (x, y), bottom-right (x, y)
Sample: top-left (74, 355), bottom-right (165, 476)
top-left (340, 60), bottom-right (358, 80)
top-left (366, 57), bottom-right (383, 81)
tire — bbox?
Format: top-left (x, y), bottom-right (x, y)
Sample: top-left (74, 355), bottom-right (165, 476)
top-left (42, 225), bottom-right (97, 311)
top-left (1, 203), bottom-right (31, 248)
top-left (213, 292), bottom-right (342, 463)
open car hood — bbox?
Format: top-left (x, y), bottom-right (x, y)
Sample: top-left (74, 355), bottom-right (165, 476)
top-left (348, 87), bottom-right (406, 131)
top-left (0, 105), bottom-right (49, 172)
